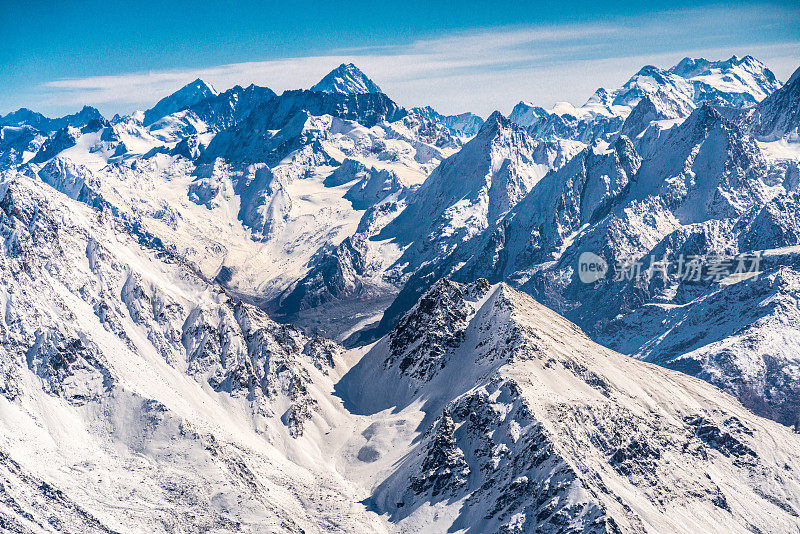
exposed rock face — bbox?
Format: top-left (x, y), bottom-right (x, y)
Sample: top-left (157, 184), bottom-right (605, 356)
top-left (341, 280), bottom-right (800, 533)
top-left (375, 101), bottom-right (800, 429)
top-left (412, 106), bottom-right (485, 137)
top-left (0, 174), bottom-right (374, 532)
top-left (750, 65), bottom-right (800, 141)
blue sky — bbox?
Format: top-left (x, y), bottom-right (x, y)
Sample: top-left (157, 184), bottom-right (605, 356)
top-left (1, 0), bottom-right (799, 117)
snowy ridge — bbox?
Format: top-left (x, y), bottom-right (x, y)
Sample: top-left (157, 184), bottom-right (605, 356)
top-left (340, 279), bottom-right (800, 533)
top-left (508, 55), bottom-right (781, 143)
top-left (373, 98), bottom-right (800, 429)
top-left (0, 173), bottom-right (390, 532)
top-left (411, 106), bottom-right (485, 137)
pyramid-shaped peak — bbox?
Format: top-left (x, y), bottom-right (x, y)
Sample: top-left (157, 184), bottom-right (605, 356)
top-left (171, 78), bottom-right (217, 98)
top-left (469, 110), bottom-right (517, 141)
top-left (634, 64), bottom-right (668, 77)
top-left (482, 110), bottom-right (512, 129)
top-left (670, 102), bottom-right (737, 142)
top-left (143, 78), bottom-right (217, 125)
top-left (311, 63), bottom-right (383, 94)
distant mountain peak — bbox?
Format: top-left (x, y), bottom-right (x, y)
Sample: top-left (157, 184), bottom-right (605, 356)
top-left (482, 110), bottom-right (511, 129)
top-left (670, 54), bottom-right (768, 76)
top-left (471, 110), bottom-right (518, 140)
top-left (670, 57), bottom-right (712, 77)
top-left (311, 63), bottom-right (383, 94)
top-left (143, 78), bottom-right (217, 125)
top-left (410, 105), bottom-right (485, 137)
top-left (585, 87), bottom-right (612, 106)
top-left (0, 105), bottom-right (104, 132)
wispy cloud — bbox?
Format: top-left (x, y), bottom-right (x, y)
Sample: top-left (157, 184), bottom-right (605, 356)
top-left (35, 4), bottom-right (800, 117)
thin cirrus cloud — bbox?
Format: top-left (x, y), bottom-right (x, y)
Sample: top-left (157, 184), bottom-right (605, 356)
top-left (34, 4), bottom-right (800, 118)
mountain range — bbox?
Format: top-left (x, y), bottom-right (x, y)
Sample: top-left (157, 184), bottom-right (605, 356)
top-left (1, 57), bottom-right (800, 532)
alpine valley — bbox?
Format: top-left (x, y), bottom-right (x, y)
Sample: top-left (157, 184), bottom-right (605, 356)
top-left (2, 56), bottom-right (800, 533)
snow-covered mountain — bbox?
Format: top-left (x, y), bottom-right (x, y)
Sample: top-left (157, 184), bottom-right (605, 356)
top-left (203, 90), bottom-right (408, 163)
top-left (669, 55), bottom-right (781, 106)
top-left (375, 102), bottom-right (800, 431)
top-left (619, 89), bottom-right (689, 138)
top-left (0, 172), bottom-right (383, 532)
top-left (276, 111), bottom-right (582, 338)
top-left (411, 106), bottom-right (485, 137)
top-left (311, 63), bottom-right (383, 94)
top-left (508, 56), bottom-right (781, 144)
top-left (508, 97), bottom-right (624, 143)
top-left (2, 182), bottom-right (800, 532)
top-left (340, 279), bottom-right (800, 533)
top-left (0, 71), bottom-right (461, 345)
top-left (143, 78), bottom-right (217, 126)
top-left (0, 105), bottom-right (104, 133)
top-left (186, 82), bottom-right (278, 131)
top-left (750, 65), bottom-right (800, 141)
top-left (2, 54), bottom-right (800, 531)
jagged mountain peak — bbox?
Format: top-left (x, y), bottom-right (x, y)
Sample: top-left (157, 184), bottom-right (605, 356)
top-left (621, 87), bottom-right (695, 138)
top-left (628, 100), bottom-right (771, 224)
top-left (670, 56), bottom-right (713, 77)
top-left (0, 105), bottom-right (104, 133)
top-left (202, 89), bottom-right (407, 163)
top-left (410, 105), bottom-right (485, 137)
top-left (585, 86), bottom-right (613, 106)
top-left (477, 110), bottom-right (513, 135)
top-left (143, 78), bottom-right (217, 125)
top-left (634, 63), bottom-right (668, 77)
top-left (680, 101), bottom-right (729, 133)
top-left (670, 54), bottom-right (765, 77)
top-left (70, 105), bottom-right (104, 123)
top-left (183, 77), bottom-right (215, 93)
top-left (342, 279), bottom-right (800, 532)
top-left (184, 82), bottom-right (277, 131)
top-left (508, 95), bottom-right (623, 143)
top-left (311, 62), bottom-right (383, 94)
top-left (669, 54), bottom-right (780, 105)
top-left (507, 101), bottom-right (548, 124)
top-left (613, 65), bottom-right (693, 108)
